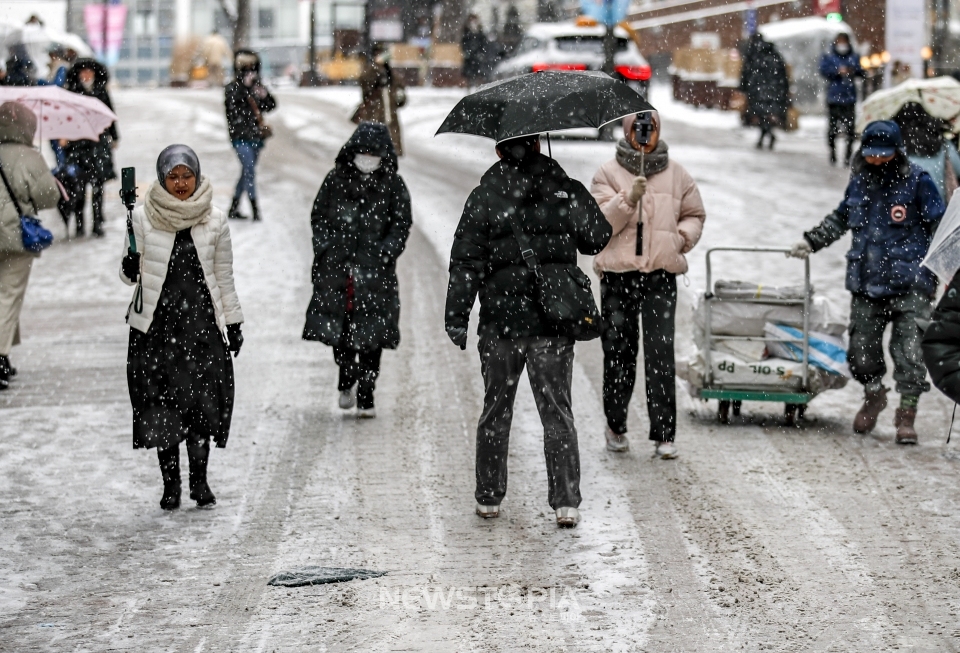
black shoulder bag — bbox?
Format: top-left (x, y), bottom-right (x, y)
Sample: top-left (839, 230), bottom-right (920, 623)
top-left (503, 210), bottom-right (601, 341)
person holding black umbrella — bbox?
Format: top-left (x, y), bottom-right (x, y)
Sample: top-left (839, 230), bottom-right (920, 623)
top-left (121, 145), bottom-right (244, 511)
top-left (445, 135), bottom-right (611, 528)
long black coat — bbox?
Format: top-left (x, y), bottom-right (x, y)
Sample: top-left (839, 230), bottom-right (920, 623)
top-left (302, 123), bottom-right (412, 351)
top-left (461, 28), bottom-right (489, 81)
top-left (224, 79), bottom-right (277, 142)
top-left (922, 267), bottom-right (960, 403)
top-left (445, 152), bottom-right (611, 340)
top-left (63, 59), bottom-right (118, 181)
top-left (740, 37), bottom-right (790, 125)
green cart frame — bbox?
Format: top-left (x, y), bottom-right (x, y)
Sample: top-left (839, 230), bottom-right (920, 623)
top-left (697, 247), bottom-right (813, 426)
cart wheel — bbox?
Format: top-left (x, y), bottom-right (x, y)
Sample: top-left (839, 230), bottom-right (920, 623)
top-left (718, 400), bottom-right (731, 424)
top-left (732, 400), bottom-right (742, 417)
top-left (784, 403), bottom-right (798, 427)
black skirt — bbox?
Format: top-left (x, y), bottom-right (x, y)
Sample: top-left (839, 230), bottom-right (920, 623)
top-left (127, 229), bottom-right (234, 450)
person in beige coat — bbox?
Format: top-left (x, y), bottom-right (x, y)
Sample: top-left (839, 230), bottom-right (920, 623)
top-left (351, 45), bottom-right (406, 156)
top-left (591, 111), bottom-right (706, 459)
top-left (0, 101), bottom-right (61, 389)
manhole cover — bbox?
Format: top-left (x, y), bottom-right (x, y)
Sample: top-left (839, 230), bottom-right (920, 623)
top-left (267, 566), bottom-right (387, 587)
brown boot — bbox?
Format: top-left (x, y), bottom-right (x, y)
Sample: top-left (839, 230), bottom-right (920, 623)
top-left (853, 387), bottom-right (888, 433)
top-left (895, 408), bottom-right (918, 445)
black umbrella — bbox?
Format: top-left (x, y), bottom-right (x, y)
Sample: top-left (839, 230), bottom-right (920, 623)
top-left (436, 70), bottom-right (654, 143)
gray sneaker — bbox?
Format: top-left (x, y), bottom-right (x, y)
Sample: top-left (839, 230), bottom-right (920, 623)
top-left (338, 389), bottom-right (356, 410)
top-left (605, 427), bottom-right (629, 452)
top-left (655, 441), bottom-right (678, 459)
top-left (556, 507), bottom-right (580, 527)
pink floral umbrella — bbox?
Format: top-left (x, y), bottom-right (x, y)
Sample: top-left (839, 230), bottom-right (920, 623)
top-left (0, 86), bottom-right (117, 141)
top-left (858, 76), bottom-right (960, 133)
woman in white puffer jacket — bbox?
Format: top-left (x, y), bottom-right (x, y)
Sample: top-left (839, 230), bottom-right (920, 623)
top-left (120, 144), bottom-right (243, 511)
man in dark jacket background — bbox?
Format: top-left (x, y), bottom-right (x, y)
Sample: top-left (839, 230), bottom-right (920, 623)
top-left (819, 33), bottom-right (864, 166)
top-left (445, 135), bottom-right (611, 528)
top-left (789, 121), bottom-right (944, 443)
top-left (224, 50), bottom-right (276, 221)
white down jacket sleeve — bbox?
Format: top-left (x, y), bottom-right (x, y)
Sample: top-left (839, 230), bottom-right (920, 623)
top-left (215, 214), bottom-right (243, 325)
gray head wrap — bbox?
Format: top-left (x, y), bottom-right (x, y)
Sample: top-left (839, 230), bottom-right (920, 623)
top-left (156, 144), bottom-right (201, 184)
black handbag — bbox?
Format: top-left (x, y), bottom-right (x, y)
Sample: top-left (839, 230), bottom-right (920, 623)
top-left (504, 210), bottom-right (601, 341)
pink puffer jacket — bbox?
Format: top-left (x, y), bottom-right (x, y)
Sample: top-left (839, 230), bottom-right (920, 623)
top-left (590, 157), bottom-right (706, 275)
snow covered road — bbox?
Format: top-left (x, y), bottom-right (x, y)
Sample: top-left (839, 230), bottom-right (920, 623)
top-left (1, 85), bottom-right (960, 651)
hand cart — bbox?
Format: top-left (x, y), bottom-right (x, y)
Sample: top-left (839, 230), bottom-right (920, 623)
top-left (698, 247), bottom-right (812, 426)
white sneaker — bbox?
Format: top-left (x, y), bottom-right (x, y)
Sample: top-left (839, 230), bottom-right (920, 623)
top-left (476, 503), bottom-right (500, 518)
top-left (357, 407), bottom-right (376, 419)
top-left (605, 427), bottom-right (629, 452)
top-left (338, 389), bottom-right (356, 410)
top-left (556, 507), bottom-right (580, 527)
top-left (655, 441), bottom-right (678, 459)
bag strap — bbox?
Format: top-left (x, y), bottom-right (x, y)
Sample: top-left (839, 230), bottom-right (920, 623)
top-left (0, 157), bottom-right (24, 217)
top-left (247, 93), bottom-right (265, 128)
top-left (503, 210), bottom-right (542, 278)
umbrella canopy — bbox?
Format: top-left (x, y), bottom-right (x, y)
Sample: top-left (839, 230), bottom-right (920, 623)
top-left (2, 24), bottom-right (93, 75)
top-left (858, 76), bottom-right (960, 133)
top-left (436, 70), bottom-right (654, 142)
top-left (0, 86), bottom-right (116, 141)
top-left (923, 189), bottom-right (960, 282)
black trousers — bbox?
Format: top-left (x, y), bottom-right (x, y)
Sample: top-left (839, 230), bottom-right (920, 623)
top-left (334, 346), bottom-right (382, 409)
top-left (827, 103), bottom-right (856, 160)
top-left (476, 336), bottom-right (580, 510)
top-left (58, 173), bottom-right (104, 234)
top-left (601, 270), bottom-right (677, 442)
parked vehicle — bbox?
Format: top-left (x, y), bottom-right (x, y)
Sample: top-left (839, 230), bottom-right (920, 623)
top-left (495, 22), bottom-right (651, 97)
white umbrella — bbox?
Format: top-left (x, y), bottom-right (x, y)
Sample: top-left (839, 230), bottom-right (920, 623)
top-left (0, 86), bottom-right (116, 141)
top-left (2, 24), bottom-right (93, 76)
top-left (923, 189), bottom-right (960, 282)
top-left (858, 76), bottom-right (960, 133)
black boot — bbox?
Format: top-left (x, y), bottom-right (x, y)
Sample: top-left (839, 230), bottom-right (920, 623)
top-left (187, 438), bottom-right (216, 508)
top-left (157, 446), bottom-right (181, 510)
top-left (0, 355), bottom-right (10, 390)
top-left (228, 195), bottom-right (248, 220)
top-left (768, 133), bottom-right (776, 150)
top-left (250, 199), bottom-right (261, 222)
top-left (844, 138), bottom-right (854, 167)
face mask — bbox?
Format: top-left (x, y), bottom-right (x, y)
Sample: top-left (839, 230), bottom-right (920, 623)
top-left (80, 77), bottom-right (94, 90)
top-left (835, 44), bottom-right (850, 55)
top-left (354, 154), bottom-right (382, 174)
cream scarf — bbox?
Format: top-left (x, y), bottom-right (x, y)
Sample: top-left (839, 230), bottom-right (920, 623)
top-left (143, 176), bottom-right (213, 232)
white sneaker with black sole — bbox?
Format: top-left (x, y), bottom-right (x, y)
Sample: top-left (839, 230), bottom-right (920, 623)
top-left (339, 388), bottom-right (356, 409)
top-left (556, 507), bottom-right (579, 527)
top-left (357, 407), bottom-right (376, 419)
top-left (476, 503), bottom-right (500, 518)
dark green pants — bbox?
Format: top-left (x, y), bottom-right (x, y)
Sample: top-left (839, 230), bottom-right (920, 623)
top-left (848, 292), bottom-right (932, 397)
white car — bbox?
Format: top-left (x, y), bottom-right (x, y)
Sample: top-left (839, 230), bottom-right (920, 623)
top-left (495, 21), bottom-right (651, 98)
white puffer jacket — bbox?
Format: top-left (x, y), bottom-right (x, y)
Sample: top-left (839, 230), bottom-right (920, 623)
top-left (120, 204), bottom-right (243, 335)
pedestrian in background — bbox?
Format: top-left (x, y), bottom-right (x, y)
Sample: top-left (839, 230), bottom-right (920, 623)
top-left (922, 261), bottom-right (960, 405)
top-left (739, 32), bottom-right (790, 150)
top-left (302, 122), bottom-right (411, 418)
top-left (121, 145), bottom-right (244, 511)
top-left (461, 14), bottom-right (489, 89)
top-left (788, 121), bottom-right (944, 444)
top-left (224, 50), bottom-right (276, 222)
top-left (820, 33), bottom-right (863, 166)
top-left (893, 101), bottom-right (960, 202)
top-left (59, 58), bottom-right (118, 237)
top-left (0, 102), bottom-right (60, 389)
top-left (39, 46), bottom-right (71, 171)
top-left (591, 112), bottom-right (706, 459)
top-left (445, 134), bottom-right (611, 528)
top-left (352, 45), bottom-right (405, 156)
top-left (201, 31), bottom-right (231, 87)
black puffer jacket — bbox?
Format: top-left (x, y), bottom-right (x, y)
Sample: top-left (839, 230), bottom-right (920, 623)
top-left (63, 59), bottom-right (118, 180)
top-left (446, 152), bottom-right (611, 340)
top-left (302, 122), bottom-right (412, 351)
top-left (224, 79), bottom-right (276, 142)
top-left (922, 267), bottom-right (960, 403)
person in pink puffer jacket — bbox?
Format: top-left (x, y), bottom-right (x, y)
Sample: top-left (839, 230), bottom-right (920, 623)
top-left (590, 111), bottom-right (706, 459)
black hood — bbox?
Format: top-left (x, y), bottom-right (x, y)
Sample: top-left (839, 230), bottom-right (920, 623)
top-left (335, 121), bottom-right (398, 174)
top-left (481, 151), bottom-right (571, 205)
top-left (66, 58), bottom-right (109, 94)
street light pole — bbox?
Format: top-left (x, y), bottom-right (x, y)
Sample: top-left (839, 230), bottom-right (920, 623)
top-left (301, 0), bottom-right (320, 86)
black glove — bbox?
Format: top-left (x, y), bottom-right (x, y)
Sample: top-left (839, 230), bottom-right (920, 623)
top-left (122, 252), bottom-right (141, 282)
top-left (227, 323), bottom-right (244, 357)
top-left (446, 325), bottom-right (468, 350)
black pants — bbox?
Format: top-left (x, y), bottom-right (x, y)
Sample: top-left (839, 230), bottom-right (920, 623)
top-left (601, 270), bottom-right (677, 442)
top-left (476, 336), bottom-right (580, 510)
top-left (828, 103), bottom-right (856, 161)
top-left (334, 346), bottom-right (381, 409)
top-left (58, 173), bottom-right (104, 235)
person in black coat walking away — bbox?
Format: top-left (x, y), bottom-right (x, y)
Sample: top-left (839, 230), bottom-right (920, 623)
top-left (461, 14), bottom-right (489, 89)
top-left (922, 266), bottom-right (960, 405)
top-left (445, 135), bottom-right (612, 528)
top-left (740, 33), bottom-right (790, 150)
top-left (302, 122), bottom-right (411, 418)
top-left (224, 50), bottom-right (276, 222)
top-left (59, 59), bottom-right (118, 237)
top-left (121, 145), bottom-right (244, 510)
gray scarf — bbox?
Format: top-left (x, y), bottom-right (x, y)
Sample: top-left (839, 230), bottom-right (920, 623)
top-left (616, 139), bottom-right (669, 177)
